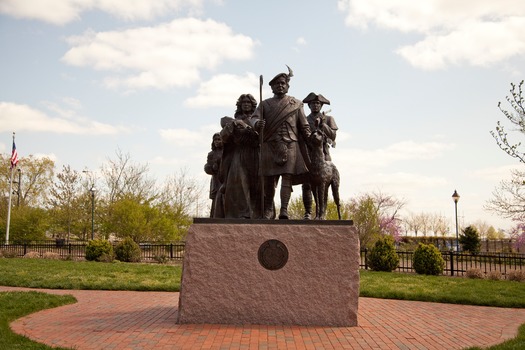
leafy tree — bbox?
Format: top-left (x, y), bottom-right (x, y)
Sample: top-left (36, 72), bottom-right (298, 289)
top-left (487, 80), bottom-right (525, 221)
top-left (156, 170), bottom-right (201, 239)
top-left (486, 226), bottom-right (505, 240)
top-left (0, 154), bottom-right (55, 208)
top-left (48, 165), bottom-right (82, 241)
top-left (459, 225), bottom-right (481, 253)
top-left (345, 191), bottom-right (404, 248)
top-left (2, 206), bottom-right (50, 242)
top-left (286, 197), bottom-right (304, 220)
top-left (472, 220), bottom-right (490, 240)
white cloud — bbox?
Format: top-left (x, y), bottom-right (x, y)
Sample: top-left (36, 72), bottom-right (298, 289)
top-left (471, 164), bottom-right (517, 182)
top-left (337, 0), bottom-right (525, 70)
top-left (297, 37), bottom-right (307, 46)
top-left (185, 72), bottom-right (260, 108)
top-left (159, 128), bottom-right (206, 147)
top-left (362, 171), bottom-right (447, 188)
top-left (62, 18), bottom-right (255, 91)
top-left (0, 102), bottom-right (126, 134)
top-left (0, 0), bottom-right (205, 25)
top-left (335, 140), bottom-right (455, 168)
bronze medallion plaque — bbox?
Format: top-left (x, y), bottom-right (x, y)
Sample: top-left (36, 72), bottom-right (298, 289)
top-left (258, 239), bottom-right (288, 270)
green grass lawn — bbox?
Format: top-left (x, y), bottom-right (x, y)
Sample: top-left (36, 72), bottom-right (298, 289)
top-left (0, 258), bottom-right (524, 349)
top-left (0, 291), bottom-right (75, 350)
top-left (0, 258), bottom-right (181, 291)
top-left (360, 270), bottom-right (525, 308)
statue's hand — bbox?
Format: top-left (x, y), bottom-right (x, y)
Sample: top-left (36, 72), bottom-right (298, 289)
top-left (255, 120), bottom-right (265, 131)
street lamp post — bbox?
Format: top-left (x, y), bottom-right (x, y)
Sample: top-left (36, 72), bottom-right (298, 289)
top-left (90, 185), bottom-right (95, 240)
top-left (83, 170), bottom-right (95, 240)
top-left (452, 190), bottom-right (460, 252)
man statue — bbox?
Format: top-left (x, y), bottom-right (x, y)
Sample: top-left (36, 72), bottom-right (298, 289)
top-left (251, 67), bottom-right (311, 219)
top-left (301, 92), bottom-right (338, 219)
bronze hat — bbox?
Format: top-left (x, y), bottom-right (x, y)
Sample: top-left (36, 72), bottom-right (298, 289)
top-left (302, 92), bottom-right (330, 105)
top-left (268, 65), bottom-right (294, 86)
top-left (268, 73), bottom-right (289, 86)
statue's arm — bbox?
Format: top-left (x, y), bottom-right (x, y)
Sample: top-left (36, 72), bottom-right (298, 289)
top-left (204, 152), bottom-right (217, 175)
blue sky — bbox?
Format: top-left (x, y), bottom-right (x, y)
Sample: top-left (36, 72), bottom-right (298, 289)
top-left (1, 0), bottom-right (524, 231)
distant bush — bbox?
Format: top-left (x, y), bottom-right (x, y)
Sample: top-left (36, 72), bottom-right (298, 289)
top-left (466, 268), bottom-right (484, 279)
top-left (486, 270), bottom-right (502, 281)
top-left (153, 253), bottom-right (169, 264)
top-left (23, 251), bottom-right (40, 259)
top-left (85, 239), bottom-right (113, 262)
top-left (507, 270), bottom-right (525, 282)
top-left (367, 235), bottom-right (399, 272)
top-left (0, 250), bottom-right (17, 258)
top-left (413, 243), bottom-right (445, 275)
top-left (114, 237), bottom-right (142, 263)
top-left (42, 252), bottom-right (61, 260)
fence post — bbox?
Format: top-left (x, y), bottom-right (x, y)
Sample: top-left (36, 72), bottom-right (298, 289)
top-left (364, 248), bottom-right (368, 270)
top-left (170, 243), bottom-right (174, 259)
top-left (449, 251), bottom-right (454, 276)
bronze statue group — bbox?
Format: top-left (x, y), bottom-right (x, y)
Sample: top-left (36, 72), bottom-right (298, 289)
top-left (205, 67), bottom-right (340, 220)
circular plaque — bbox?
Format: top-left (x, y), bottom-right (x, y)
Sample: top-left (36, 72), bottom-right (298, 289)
top-left (258, 239), bottom-right (288, 270)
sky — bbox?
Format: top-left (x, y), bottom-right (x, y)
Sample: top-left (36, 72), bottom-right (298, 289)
top-left (1, 0), bottom-right (525, 232)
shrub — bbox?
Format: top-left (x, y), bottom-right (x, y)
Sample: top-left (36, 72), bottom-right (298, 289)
top-left (85, 239), bottom-right (114, 262)
top-left (114, 237), bottom-right (142, 263)
top-left (0, 249), bottom-right (17, 258)
top-left (412, 243), bottom-right (445, 275)
top-left (507, 270), bottom-right (525, 282)
top-left (466, 268), bottom-right (484, 279)
top-left (486, 270), bottom-right (502, 281)
top-left (153, 253), bottom-right (169, 264)
top-left (366, 235), bottom-right (399, 272)
top-left (24, 251), bottom-right (40, 259)
top-left (98, 252), bottom-right (115, 263)
top-left (42, 252), bottom-right (61, 260)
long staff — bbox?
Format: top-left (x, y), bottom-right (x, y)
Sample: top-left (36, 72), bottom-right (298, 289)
top-left (259, 75), bottom-right (264, 217)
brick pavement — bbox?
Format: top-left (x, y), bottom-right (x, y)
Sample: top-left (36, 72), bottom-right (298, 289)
top-left (2, 286), bottom-right (525, 350)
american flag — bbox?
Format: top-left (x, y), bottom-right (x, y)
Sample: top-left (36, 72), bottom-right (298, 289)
top-left (10, 140), bottom-right (18, 169)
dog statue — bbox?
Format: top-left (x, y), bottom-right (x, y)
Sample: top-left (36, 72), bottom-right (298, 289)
top-left (306, 120), bottom-right (341, 220)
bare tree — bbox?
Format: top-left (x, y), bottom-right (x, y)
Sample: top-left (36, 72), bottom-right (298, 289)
top-left (405, 212), bottom-right (423, 237)
top-left (472, 220), bottom-right (491, 241)
top-left (430, 214), bottom-right (449, 237)
top-left (485, 169), bottom-right (525, 220)
top-left (487, 81), bottom-right (525, 221)
top-left (101, 149), bottom-right (157, 203)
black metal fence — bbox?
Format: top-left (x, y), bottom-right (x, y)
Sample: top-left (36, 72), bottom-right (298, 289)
top-left (2, 241), bottom-right (524, 278)
top-left (0, 241), bottom-right (185, 262)
top-left (361, 249), bottom-right (525, 277)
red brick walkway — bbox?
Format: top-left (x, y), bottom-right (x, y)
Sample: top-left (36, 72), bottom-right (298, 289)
top-left (3, 286), bottom-right (525, 350)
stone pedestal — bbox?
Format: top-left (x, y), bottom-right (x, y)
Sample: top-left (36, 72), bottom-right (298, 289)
top-left (177, 219), bottom-right (359, 327)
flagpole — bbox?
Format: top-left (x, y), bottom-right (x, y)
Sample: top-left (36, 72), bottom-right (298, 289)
top-left (6, 166), bottom-right (14, 244)
top-left (5, 132), bottom-right (16, 244)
